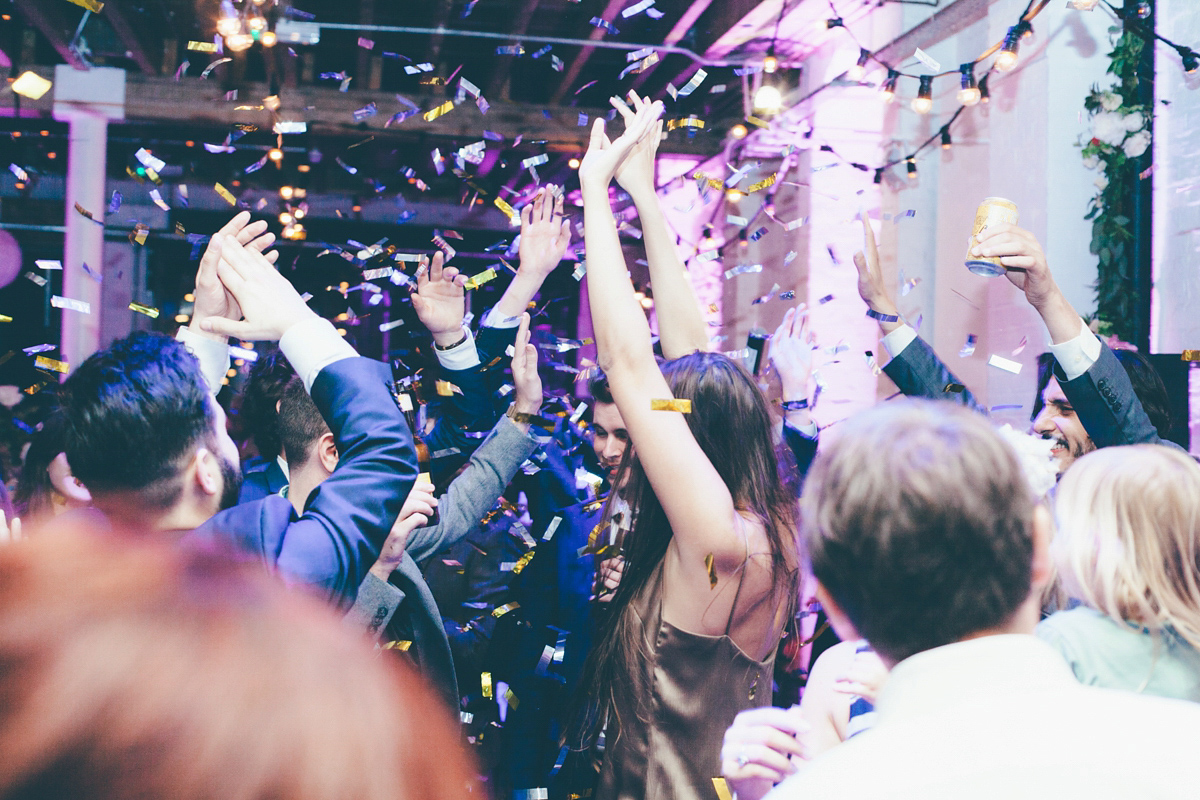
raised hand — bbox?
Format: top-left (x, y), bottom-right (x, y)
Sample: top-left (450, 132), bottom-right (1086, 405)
top-left (0, 509), bottom-right (21, 544)
top-left (518, 186), bottom-right (572, 279)
top-left (614, 92), bottom-right (664, 203)
top-left (832, 648), bottom-right (889, 705)
top-left (410, 251), bottom-right (468, 347)
top-left (769, 306), bottom-right (815, 403)
top-left (510, 313), bottom-right (543, 417)
top-left (369, 480), bottom-right (437, 581)
top-left (192, 211), bottom-right (279, 338)
top-left (591, 555), bottom-right (625, 603)
top-left (578, 96), bottom-right (663, 191)
top-left (971, 223), bottom-right (1056, 308)
top-left (720, 706), bottom-right (810, 800)
top-left (198, 235), bottom-right (316, 341)
top-left (851, 211), bottom-right (900, 331)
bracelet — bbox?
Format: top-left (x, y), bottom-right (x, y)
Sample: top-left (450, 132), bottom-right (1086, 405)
top-left (781, 399), bottom-right (810, 412)
top-left (432, 328), bottom-right (469, 351)
top-left (865, 308), bottom-right (899, 323)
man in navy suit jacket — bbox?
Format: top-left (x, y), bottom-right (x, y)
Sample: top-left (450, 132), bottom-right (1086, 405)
top-left (61, 215), bottom-right (417, 608)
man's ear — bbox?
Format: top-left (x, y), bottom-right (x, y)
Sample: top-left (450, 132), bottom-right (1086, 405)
top-left (815, 583), bottom-right (862, 645)
top-left (192, 447), bottom-right (222, 498)
top-left (1030, 504), bottom-right (1055, 593)
top-left (316, 432), bottom-right (339, 474)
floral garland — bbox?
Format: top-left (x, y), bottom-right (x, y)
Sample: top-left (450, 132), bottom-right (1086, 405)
top-left (1079, 29), bottom-right (1149, 345)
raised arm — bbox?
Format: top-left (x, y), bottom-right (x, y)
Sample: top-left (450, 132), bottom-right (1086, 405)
top-left (615, 92), bottom-right (709, 358)
top-left (485, 185), bottom-right (572, 326)
top-left (578, 100), bottom-right (751, 595)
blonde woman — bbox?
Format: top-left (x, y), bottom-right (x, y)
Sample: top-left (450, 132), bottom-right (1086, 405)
top-left (1037, 445), bottom-right (1200, 700)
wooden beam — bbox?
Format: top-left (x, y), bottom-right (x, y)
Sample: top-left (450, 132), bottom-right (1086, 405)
top-left (100, 0), bottom-right (159, 74)
top-left (484, 0), bottom-right (542, 101)
top-left (548, 0), bottom-right (626, 104)
top-left (873, 0), bottom-right (988, 65)
top-left (636, 0), bottom-right (759, 100)
top-left (628, 0), bottom-right (715, 93)
top-left (12, 0), bottom-right (87, 70)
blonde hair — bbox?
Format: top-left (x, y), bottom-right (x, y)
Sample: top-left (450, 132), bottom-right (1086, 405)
top-left (1053, 445), bottom-right (1200, 650)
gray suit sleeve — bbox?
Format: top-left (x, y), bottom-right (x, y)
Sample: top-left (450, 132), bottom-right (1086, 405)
top-left (343, 571), bottom-right (405, 641)
top-left (883, 335), bottom-right (986, 414)
top-left (405, 415), bottom-right (541, 565)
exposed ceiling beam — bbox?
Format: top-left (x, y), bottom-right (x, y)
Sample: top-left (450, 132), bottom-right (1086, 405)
top-left (548, 0), bottom-right (626, 105)
top-left (637, 0), bottom-right (760, 100)
top-left (101, 0), bottom-right (159, 75)
top-left (484, 0), bottom-right (542, 101)
top-left (628, 0), bottom-right (715, 94)
top-left (425, 0), bottom-right (456, 69)
top-left (12, 0), bottom-right (87, 70)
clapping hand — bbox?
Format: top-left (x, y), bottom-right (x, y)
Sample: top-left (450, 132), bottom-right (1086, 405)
top-left (518, 186), bottom-right (572, 279)
top-left (578, 95), bottom-right (663, 191)
top-left (851, 211), bottom-right (900, 329)
top-left (510, 313), bottom-right (544, 418)
top-left (721, 706), bottom-right (810, 800)
top-left (198, 235), bottom-right (315, 341)
top-left (411, 252), bottom-right (468, 347)
top-left (613, 92), bottom-right (665, 204)
top-left (769, 306), bottom-right (815, 403)
top-left (192, 212), bottom-right (279, 338)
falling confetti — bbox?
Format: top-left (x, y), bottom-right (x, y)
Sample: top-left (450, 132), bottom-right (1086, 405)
top-left (129, 302), bottom-right (160, 319)
top-left (650, 398), bottom-right (692, 412)
top-left (51, 296), bottom-right (91, 314)
top-left (988, 354), bottom-right (1022, 374)
top-left (960, 334), bottom-right (977, 358)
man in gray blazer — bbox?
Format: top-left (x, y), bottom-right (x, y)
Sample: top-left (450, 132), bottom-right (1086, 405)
top-left (852, 215), bottom-right (1180, 475)
top-left (343, 315), bottom-right (545, 709)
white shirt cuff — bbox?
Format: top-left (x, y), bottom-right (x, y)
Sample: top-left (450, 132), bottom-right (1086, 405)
top-left (433, 327), bottom-right (481, 370)
top-left (1046, 319), bottom-right (1101, 382)
top-left (786, 420), bottom-right (819, 439)
top-left (279, 316), bottom-right (359, 393)
top-left (882, 324), bottom-right (918, 359)
top-left (479, 308), bottom-right (523, 329)
top-left (176, 327), bottom-right (231, 397)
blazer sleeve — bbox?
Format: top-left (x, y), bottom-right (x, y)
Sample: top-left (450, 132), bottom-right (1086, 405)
top-left (343, 571), bottom-right (405, 641)
top-left (238, 357), bottom-right (417, 606)
top-left (782, 423), bottom-right (819, 487)
top-left (405, 415), bottom-right (541, 565)
top-left (1057, 342), bottom-right (1179, 450)
top-left (882, 335), bottom-right (986, 414)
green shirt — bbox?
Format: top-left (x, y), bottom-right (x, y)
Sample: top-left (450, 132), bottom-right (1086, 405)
top-left (1037, 606), bottom-right (1200, 702)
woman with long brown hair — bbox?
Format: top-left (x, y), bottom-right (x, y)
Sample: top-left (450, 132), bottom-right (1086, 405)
top-left (569, 95), bottom-right (800, 800)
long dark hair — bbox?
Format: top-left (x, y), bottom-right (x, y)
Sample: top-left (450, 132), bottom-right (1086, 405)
top-left (568, 352), bottom-right (799, 750)
top-left (13, 413), bottom-right (68, 523)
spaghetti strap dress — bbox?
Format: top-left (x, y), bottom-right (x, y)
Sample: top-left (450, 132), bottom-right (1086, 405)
top-left (595, 560), bottom-right (789, 800)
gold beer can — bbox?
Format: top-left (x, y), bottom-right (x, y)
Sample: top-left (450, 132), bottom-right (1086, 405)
top-left (965, 197), bottom-right (1019, 277)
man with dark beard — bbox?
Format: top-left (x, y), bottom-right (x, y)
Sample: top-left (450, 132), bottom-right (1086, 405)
top-left (60, 224), bottom-right (417, 608)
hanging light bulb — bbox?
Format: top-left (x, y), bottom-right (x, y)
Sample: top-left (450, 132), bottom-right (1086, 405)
top-left (996, 26), bottom-right (1021, 71)
top-left (700, 224), bottom-right (717, 251)
top-left (261, 29), bottom-right (277, 47)
top-left (268, 147), bottom-right (284, 163)
top-left (880, 69), bottom-right (899, 103)
top-left (763, 45), bottom-right (779, 74)
top-left (941, 129), bottom-right (953, 149)
top-left (729, 123), bottom-right (749, 140)
top-left (906, 158), bottom-right (918, 180)
top-left (1068, 0), bottom-right (1099, 9)
top-left (911, 75), bottom-right (934, 114)
top-left (217, 0), bottom-right (241, 37)
top-left (957, 63), bottom-right (981, 106)
top-left (979, 74), bottom-right (991, 103)
top-left (246, 11), bottom-right (267, 32)
top-left (738, 229), bottom-right (749, 248)
top-left (1181, 47), bottom-right (1200, 74)
top-left (753, 83), bottom-right (783, 115)
top-left (225, 32), bottom-right (254, 52)
top-left (847, 48), bottom-right (870, 82)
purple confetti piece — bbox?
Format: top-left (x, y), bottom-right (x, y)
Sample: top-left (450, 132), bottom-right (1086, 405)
top-left (107, 190), bottom-right (122, 214)
top-left (574, 80), bottom-right (598, 95)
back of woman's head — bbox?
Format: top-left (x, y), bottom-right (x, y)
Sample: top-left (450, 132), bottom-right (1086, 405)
top-left (12, 413), bottom-right (69, 522)
top-left (1053, 445), bottom-right (1200, 649)
top-left (0, 524), bottom-right (474, 800)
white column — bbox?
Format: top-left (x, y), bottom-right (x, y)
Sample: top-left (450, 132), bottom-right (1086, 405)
top-left (53, 65), bottom-right (125, 371)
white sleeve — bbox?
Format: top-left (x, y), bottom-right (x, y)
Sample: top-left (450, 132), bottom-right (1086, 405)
top-left (278, 316), bottom-right (359, 393)
top-left (1046, 319), bottom-right (1102, 382)
top-left (479, 307), bottom-right (522, 329)
top-left (786, 420), bottom-right (819, 439)
top-left (881, 324), bottom-right (918, 359)
top-left (176, 327), bottom-right (231, 397)
top-left (432, 326), bottom-right (481, 370)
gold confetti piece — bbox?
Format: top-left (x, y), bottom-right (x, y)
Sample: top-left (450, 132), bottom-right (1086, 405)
top-left (34, 355), bottom-right (69, 374)
top-left (510, 550), bottom-right (536, 576)
top-left (491, 602), bottom-right (520, 618)
top-left (187, 40), bottom-right (218, 52)
top-left (746, 115), bottom-right (770, 128)
top-left (503, 687), bottom-right (520, 709)
top-left (1183, 350), bottom-right (1200, 362)
top-left (481, 671), bottom-right (493, 698)
top-left (12, 71), bottom-right (52, 100)
top-left (214, 182), bottom-right (237, 205)
top-left (713, 778), bottom-right (733, 800)
top-left (382, 640), bottom-right (412, 651)
top-left (464, 268), bottom-right (498, 290)
top-left (174, 222), bottom-right (186, 236)
top-left (128, 302), bottom-right (160, 319)
top-left (651, 398), bottom-right (692, 413)
top-left (423, 100), bottom-right (454, 121)
top-left (494, 196), bottom-right (518, 223)
top-left (0, 314), bottom-right (11, 323)
top-left (128, 223), bottom-right (149, 245)
top-left (67, 0), bottom-right (105, 10)
top-left (943, 382), bottom-right (965, 394)
top-left (435, 380), bottom-right (461, 397)
top-left (705, 553), bottom-right (718, 588)
top-left (748, 173), bottom-right (778, 193)
top-left (666, 117), bottom-right (705, 131)
top-left (24, 382), bottom-right (49, 396)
